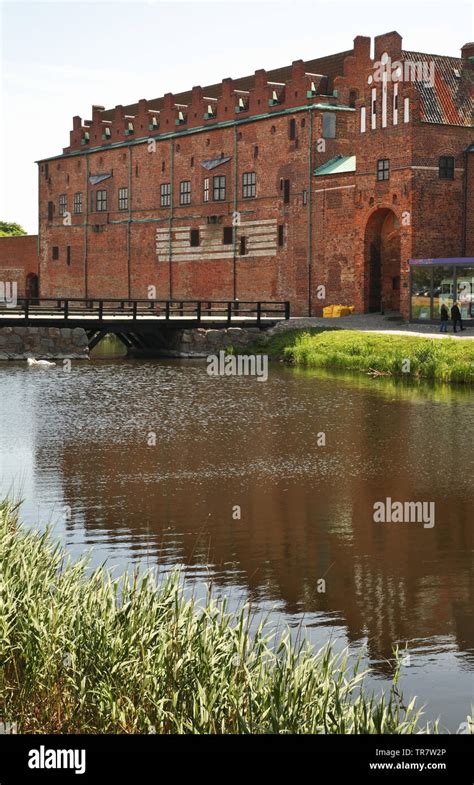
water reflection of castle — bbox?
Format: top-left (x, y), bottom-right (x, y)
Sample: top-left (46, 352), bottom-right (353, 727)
top-left (54, 371), bottom-right (474, 673)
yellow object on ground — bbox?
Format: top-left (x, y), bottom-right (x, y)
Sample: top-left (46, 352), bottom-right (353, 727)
top-left (323, 304), bottom-right (355, 318)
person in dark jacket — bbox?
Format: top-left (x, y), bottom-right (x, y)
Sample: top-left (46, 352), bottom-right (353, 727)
top-left (451, 302), bottom-right (464, 333)
top-left (439, 303), bottom-right (449, 333)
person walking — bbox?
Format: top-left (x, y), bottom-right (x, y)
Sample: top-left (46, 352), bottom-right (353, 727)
top-left (439, 303), bottom-right (449, 333)
top-left (451, 301), bottom-right (464, 333)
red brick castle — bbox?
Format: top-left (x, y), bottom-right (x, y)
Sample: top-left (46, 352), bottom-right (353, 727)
top-left (37, 31), bottom-right (474, 319)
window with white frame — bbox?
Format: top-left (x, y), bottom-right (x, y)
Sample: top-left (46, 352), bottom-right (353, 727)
top-left (73, 192), bottom-right (82, 214)
top-left (213, 175), bottom-right (226, 201)
top-left (179, 180), bottom-right (191, 205)
top-left (160, 183), bottom-right (171, 207)
top-left (118, 187), bottom-right (128, 210)
top-left (96, 190), bottom-right (107, 211)
top-left (242, 171), bottom-right (256, 199)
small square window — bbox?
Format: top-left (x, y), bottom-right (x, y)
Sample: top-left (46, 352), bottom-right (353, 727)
top-left (190, 228), bottom-right (200, 247)
top-left (377, 159), bottom-right (390, 181)
top-left (223, 226), bottom-right (233, 244)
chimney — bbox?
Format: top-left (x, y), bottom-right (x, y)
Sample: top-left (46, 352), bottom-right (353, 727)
top-left (374, 31), bottom-right (402, 61)
top-left (353, 36), bottom-right (371, 61)
top-left (291, 60), bottom-right (305, 80)
top-left (92, 105), bottom-right (104, 122)
top-left (461, 42), bottom-right (474, 65)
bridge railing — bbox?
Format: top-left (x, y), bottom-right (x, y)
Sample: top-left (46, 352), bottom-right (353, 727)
top-left (0, 298), bottom-right (290, 324)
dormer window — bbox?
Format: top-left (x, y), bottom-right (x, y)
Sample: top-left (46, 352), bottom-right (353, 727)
top-left (102, 126), bottom-right (111, 140)
top-left (81, 131), bottom-right (90, 145)
top-left (268, 89), bottom-right (280, 107)
top-left (176, 110), bottom-right (186, 126)
top-left (125, 122), bottom-right (134, 136)
top-left (235, 96), bottom-right (248, 113)
top-left (149, 116), bottom-right (159, 131)
top-left (307, 81), bottom-right (317, 99)
top-left (204, 104), bottom-right (215, 120)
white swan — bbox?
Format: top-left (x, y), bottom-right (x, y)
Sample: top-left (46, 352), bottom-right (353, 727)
top-left (27, 358), bottom-right (56, 368)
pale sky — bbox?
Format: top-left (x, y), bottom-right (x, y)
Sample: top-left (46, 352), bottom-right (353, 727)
top-left (0, 0), bottom-right (472, 233)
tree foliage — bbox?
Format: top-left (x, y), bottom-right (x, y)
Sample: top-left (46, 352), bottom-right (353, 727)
top-left (0, 221), bottom-right (27, 236)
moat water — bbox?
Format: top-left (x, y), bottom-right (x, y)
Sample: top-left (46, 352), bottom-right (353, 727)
top-left (0, 358), bottom-right (472, 730)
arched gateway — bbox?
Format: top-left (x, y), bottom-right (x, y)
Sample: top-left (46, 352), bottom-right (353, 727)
top-left (364, 209), bottom-right (401, 313)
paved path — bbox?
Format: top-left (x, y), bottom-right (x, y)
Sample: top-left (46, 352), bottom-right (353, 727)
top-left (271, 314), bottom-right (474, 340)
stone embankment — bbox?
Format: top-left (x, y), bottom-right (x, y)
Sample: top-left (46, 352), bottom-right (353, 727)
top-left (0, 327), bottom-right (89, 360)
top-left (158, 326), bottom-right (266, 357)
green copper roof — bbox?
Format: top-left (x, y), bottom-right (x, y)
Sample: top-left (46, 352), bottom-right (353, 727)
top-left (314, 154), bottom-right (356, 176)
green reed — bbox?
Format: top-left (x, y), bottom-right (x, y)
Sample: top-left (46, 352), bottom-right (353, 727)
top-left (0, 500), bottom-right (458, 734)
top-left (253, 330), bottom-right (474, 384)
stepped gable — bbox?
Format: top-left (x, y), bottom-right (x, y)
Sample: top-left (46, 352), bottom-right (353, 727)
top-left (99, 49), bottom-right (352, 122)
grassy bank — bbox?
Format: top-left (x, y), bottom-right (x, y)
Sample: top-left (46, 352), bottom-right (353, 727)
top-left (254, 329), bottom-right (474, 384)
top-left (0, 501), bottom-right (450, 734)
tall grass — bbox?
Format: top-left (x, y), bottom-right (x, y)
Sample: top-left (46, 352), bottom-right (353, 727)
top-left (0, 501), bottom-right (447, 734)
top-left (256, 330), bottom-right (474, 384)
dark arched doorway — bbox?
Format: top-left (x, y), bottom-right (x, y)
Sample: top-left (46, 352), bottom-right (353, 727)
top-left (364, 209), bottom-right (401, 312)
top-left (26, 273), bottom-right (39, 304)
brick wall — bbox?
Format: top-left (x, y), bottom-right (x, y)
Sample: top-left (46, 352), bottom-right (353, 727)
top-left (0, 235), bottom-right (39, 298)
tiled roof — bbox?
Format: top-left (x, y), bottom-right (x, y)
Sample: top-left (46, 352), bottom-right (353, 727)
top-left (403, 50), bottom-right (473, 127)
top-left (101, 50), bottom-right (351, 121)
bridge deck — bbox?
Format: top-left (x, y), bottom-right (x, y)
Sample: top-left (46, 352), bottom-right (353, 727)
top-left (0, 299), bottom-right (290, 330)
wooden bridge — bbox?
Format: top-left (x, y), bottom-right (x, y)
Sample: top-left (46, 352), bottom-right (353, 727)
top-left (0, 298), bottom-right (290, 352)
